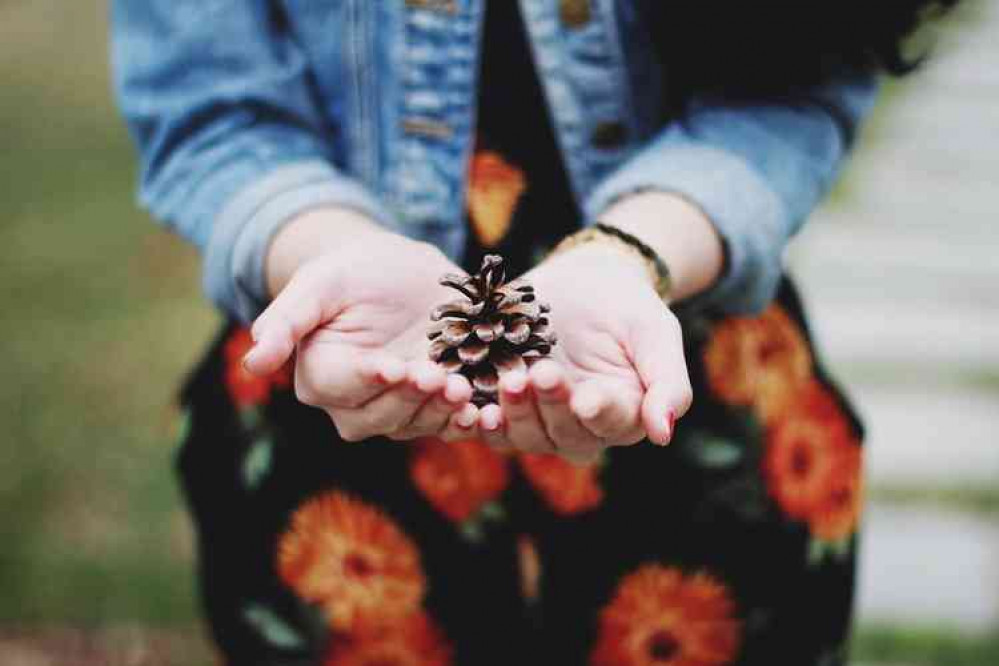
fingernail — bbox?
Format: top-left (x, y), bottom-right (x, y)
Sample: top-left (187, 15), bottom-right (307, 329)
top-left (504, 387), bottom-right (526, 404)
top-left (533, 372), bottom-right (558, 393)
top-left (482, 412), bottom-right (501, 431)
top-left (242, 346), bottom-right (259, 371)
top-left (444, 381), bottom-right (466, 405)
top-left (656, 410), bottom-right (676, 446)
top-left (502, 374), bottom-right (527, 404)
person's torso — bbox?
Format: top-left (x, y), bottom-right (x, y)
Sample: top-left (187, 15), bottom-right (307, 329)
top-left (275, 0), bottom-right (665, 258)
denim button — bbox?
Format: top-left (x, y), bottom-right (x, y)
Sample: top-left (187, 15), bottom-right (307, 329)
top-left (591, 121), bottom-right (628, 149)
top-left (402, 117), bottom-right (454, 140)
top-left (559, 0), bottom-right (591, 28)
top-left (405, 0), bottom-right (457, 14)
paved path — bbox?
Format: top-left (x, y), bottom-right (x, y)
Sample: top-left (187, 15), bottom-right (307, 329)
top-left (787, 0), bottom-right (999, 635)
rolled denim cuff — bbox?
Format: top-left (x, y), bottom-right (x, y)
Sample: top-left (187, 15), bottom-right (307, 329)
top-left (204, 160), bottom-right (397, 322)
top-left (584, 141), bottom-right (787, 315)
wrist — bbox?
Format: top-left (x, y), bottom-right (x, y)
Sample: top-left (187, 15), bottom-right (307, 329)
top-left (541, 240), bottom-right (653, 291)
top-left (265, 206), bottom-right (387, 297)
top-left (598, 190), bottom-right (724, 302)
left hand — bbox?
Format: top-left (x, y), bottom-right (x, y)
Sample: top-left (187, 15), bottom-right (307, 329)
top-left (477, 243), bottom-right (693, 463)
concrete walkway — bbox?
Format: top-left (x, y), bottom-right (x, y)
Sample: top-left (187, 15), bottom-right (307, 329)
top-left (787, 0), bottom-right (999, 635)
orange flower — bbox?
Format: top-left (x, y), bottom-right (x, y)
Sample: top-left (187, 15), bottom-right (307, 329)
top-left (591, 565), bottom-right (741, 666)
top-left (518, 453), bottom-right (603, 516)
top-left (517, 535), bottom-right (542, 603)
top-left (807, 445), bottom-right (864, 542)
top-left (276, 491), bottom-right (425, 631)
top-left (409, 438), bottom-right (509, 523)
top-left (763, 381), bottom-right (863, 540)
top-left (466, 150), bottom-right (526, 247)
top-left (223, 327), bottom-right (292, 407)
top-left (324, 613), bottom-right (452, 666)
top-left (703, 305), bottom-right (811, 423)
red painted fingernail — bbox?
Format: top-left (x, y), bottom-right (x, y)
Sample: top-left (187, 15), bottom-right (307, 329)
top-left (667, 410), bottom-right (676, 431)
top-left (504, 388), bottom-right (526, 404)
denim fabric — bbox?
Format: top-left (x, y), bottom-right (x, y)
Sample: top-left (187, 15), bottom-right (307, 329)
top-left (111, 0), bottom-right (877, 322)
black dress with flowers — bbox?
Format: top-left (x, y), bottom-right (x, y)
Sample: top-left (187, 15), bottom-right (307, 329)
top-left (176, 3), bottom-right (865, 665)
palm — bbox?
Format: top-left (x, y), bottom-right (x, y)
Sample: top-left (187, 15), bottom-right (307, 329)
top-left (298, 241), bottom-right (462, 368)
top-left (524, 251), bottom-right (664, 405)
top-left (546, 300), bottom-right (645, 402)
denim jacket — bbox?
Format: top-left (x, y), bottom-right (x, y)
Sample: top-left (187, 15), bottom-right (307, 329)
top-left (111, 0), bottom-right (877, 323)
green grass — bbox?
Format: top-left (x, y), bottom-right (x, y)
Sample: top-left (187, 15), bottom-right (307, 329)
top-left (869, 485), bottom-right (999, 517)
top-left (0, 1), bottom-right (217, 625)
top-left (854, 625), bottom-right (999, 666)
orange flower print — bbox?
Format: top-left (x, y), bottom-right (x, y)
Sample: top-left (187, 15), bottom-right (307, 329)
top-left (591, 565), bottom-right (741, 666)
top-left (276, 491), bottom-right (425, 631)
top-left (763, 381), bottom-right (863, 541)
top-left (518, 453), bottom-right (603, 516)
top-left (409, 437), bottom-right (510, 523)
top-left (467, 150), bottom-right (526, 247)
top-left (807, 445), bottom-right (863, 542)
top-left (703, 305), bottom-right (811, 423)
top-left (517, 535), bottom-right (542, 604)
top-left (324, 613), bottom-right (452, 666)
top-left (223, 327), bottom-right (292, 408)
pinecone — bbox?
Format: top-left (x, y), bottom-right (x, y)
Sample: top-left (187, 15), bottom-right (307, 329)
top-left (428, 255), bottom-right (556, 406)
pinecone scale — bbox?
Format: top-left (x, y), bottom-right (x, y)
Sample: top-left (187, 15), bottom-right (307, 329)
top-left (428, 255), bottom-right (555, 406)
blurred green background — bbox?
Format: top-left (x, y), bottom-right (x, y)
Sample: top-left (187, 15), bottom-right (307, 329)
top-left (1, 1), bottom-right (996, 664)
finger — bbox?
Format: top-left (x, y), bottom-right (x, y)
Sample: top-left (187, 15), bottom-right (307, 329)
top-left (334, 360), bottom-right (445, 442)
top-left (244, 265), bottom-right (339, 375)
top-left (571, 381), bottom-right (645, 446)
top-left (642, 378), bottom-right (692, 446)
top-left (478, 403), bottom-right (514, 453)
top-left (631, 314), bottom-right (693, 446)
top-left (499, 371), bottom-right (556, 454)
top-left (529, 360), bottom-right (603, 462)
top-left (397, 372), bottom-right (472, 439)
top-left (294, 342), bottom-right (406, 409)
top-left (440, 402), bottom-right (481, 442)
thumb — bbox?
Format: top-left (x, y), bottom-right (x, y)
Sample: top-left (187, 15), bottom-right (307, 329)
top-left (631, 313), bottom-right (692, 445)
top-left (243, 265), bottom-right (340, 376)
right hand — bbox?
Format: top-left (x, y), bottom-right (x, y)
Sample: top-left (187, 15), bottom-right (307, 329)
top-left (242, 210), bottom-right (479, 442)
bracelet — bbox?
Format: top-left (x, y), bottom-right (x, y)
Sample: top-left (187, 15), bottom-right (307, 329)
top-left (550, 222), bottom-right (673, 301)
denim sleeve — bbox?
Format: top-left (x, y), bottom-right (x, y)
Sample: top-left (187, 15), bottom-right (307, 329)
top-left (584, 75), bottom-right (879, 315)
top-left (111, 1), bottom-right (395, 322)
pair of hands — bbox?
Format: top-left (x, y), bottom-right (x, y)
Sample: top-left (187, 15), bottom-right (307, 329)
top-left (243, 223), bottom-right (693, 464)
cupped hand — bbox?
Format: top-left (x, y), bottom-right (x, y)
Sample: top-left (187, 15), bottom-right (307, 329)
top-left (243, 226), bottom-right (479, 442)
top-left (479, 243), bottom-right (693, 462)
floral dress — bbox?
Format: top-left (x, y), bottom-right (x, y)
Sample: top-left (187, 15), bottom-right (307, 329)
top-left (176, 3), bottom-right (865, 665)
